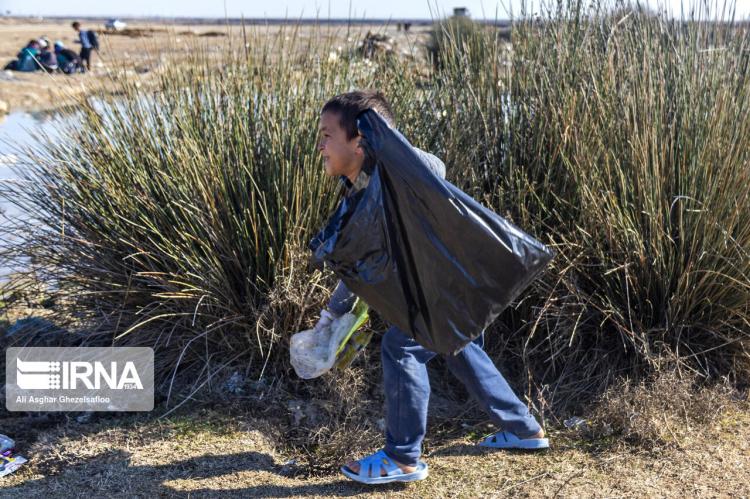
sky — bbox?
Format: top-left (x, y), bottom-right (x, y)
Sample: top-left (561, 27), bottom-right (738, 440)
top-left (0, 0), bottom-right (748, 20)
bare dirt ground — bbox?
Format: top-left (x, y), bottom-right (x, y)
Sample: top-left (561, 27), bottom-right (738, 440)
top-left (0, 402), bottom-right (748, 498)
top-left (0, 17), bottom-right (431, 114)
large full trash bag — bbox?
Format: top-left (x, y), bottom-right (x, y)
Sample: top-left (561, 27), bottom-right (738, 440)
top-left (310, 110), bottom-right (554, 355)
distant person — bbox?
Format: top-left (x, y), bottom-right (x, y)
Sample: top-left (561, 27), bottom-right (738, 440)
top-left (37, 38), bottom-right (58, 73)
top-left (54, 41), bottom-right (83, 74)
top-left (71, 21), bottom-right (99, 72)
top-left (3, 39), bottom-right (41, 72)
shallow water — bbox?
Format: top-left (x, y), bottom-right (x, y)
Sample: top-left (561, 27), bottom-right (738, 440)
top-left (0, 110), bottom-right (68, 215)
top-left (0, 109), bottom-right (68, 279)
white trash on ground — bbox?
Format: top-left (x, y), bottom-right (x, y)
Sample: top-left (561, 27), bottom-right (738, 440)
top-left (563, 416), bottom-right (588, 429)
top-left (290, 312), bottom-right (358, 379)
top-left (0, 434), bottom-right (27, 478)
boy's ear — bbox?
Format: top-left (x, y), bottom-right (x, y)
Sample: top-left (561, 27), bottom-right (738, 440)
top-left (356, 135), bottom-right (373, 159)
top-left (355, 135), bottom-right (365, 155)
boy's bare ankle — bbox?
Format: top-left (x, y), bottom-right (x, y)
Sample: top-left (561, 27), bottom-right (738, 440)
top-left (522, 429), bottom-right (545, 439)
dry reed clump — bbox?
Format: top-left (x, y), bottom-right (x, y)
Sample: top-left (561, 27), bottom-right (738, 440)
top-left (504, 1), bottom-right (750, 410)
top-left (586, 370), bottom-right (745, 449)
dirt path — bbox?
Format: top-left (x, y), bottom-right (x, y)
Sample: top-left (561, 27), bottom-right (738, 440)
top-left (1, 407), bottom-right (748, 497)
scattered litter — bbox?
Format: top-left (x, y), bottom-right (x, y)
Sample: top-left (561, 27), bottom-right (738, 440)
top-left (564, 416), bottom-right (588, 429)
top-left (76, 412), bottom-right (94, 424)
top-left (376, 418), bottom-right (386, 432)
top-left (287, 399), bottom-right (305, 426)
top-left (0, 435), bottom-right (27, 478)
top-left (0, 435), bottom-right (13, 454)
top-left (0, 454), bottom-right (26, 478)
top-left (224, 371), bottom-right (246, 395)
top-left (279, 458), bottom-right (299, 476)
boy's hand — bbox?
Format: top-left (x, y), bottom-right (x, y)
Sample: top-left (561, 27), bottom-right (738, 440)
top-left (314, 309), bottom-right (339, 332)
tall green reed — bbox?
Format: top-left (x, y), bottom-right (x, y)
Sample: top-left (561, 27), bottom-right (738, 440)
top-left (507, 1), bottom-right (750, 402)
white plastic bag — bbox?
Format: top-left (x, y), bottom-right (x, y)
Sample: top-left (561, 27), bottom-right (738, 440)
top-left (290, 312), bottom-right (358, 379)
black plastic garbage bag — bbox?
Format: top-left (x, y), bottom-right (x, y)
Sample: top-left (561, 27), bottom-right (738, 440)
top-left (310, 110), bottom-right (554, 355)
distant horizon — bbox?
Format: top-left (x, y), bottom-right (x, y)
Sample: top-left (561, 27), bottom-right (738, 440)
top-left (2, 1), bottom-right (748, 22)
top-left (0, 14), bottom-right (508, 22)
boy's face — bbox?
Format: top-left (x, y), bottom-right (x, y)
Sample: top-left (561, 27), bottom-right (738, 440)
top-left (318, 111), bottom-right (364, 179)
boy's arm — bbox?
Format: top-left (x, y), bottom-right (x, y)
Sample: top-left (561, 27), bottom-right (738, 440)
top-left (312, 280), bottom-right (357, 333)
top-left (326, 280), bottom-right (357, 316)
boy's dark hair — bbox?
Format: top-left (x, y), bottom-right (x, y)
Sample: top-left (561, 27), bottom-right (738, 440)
top-left (321, 90), bottom-right (395, 140)
top-left (71, 21), bottom-right (81, 29)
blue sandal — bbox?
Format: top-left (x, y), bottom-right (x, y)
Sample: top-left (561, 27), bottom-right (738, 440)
top-left (340, 449), bottom-right (429, 484)
top-left (478, 431), bottom-right (549, 450)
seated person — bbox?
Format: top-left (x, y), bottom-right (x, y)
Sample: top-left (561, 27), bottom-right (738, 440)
top-left (54, 41), bottom-right (83, 74)
top-left (38, 42), bottom-right (58, 73)
top-left (4, 40), bottom-right (41, 72)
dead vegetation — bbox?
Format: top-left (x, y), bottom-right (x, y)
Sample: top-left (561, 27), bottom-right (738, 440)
top-left (0, 388), bottom-right (747, 497)
top-left (101, 27), bottom-right (166, 38)
top-left (587, 370), bottom-right (746, 450)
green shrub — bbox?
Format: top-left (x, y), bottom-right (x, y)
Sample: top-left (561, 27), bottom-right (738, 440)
top-left (503, 1), bottom-right (750, 407)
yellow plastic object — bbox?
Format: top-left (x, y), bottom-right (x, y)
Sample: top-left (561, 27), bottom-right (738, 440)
top-left (333, 299), bottom-right (371, 370)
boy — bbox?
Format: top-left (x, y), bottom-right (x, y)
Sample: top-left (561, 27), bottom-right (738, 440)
top-left (316, 90), bottom-right (548, 485)
top-left (71, 22), bottom-right (98, 72)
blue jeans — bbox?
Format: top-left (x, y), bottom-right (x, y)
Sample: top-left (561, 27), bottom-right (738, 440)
top-left (381, 325), bottom-right (542, 467)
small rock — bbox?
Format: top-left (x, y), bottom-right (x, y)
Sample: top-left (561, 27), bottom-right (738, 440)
top-left (0, 99), bottom-right (8, 115)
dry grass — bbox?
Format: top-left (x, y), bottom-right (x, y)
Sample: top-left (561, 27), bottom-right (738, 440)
top-left (588, 370), bottom-right (746, 450)
top-left (0, 391), bottom-right (748, 497)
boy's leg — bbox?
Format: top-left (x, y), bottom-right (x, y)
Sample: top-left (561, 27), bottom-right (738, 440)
top-left (80, 48), bottom-right (90, 71)
top-left (443, 333), bottom-right (542, 438)
top-left (381, 325), bottom-right (436, 466)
